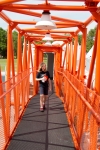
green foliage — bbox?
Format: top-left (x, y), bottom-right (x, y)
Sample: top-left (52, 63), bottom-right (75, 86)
top-left (78, 34), bottom-right (82, 45)
top-left (12, 30), bottom-right (18, 58)
top-left (86, 27), bottom-right (96, 52)
top-left (78, 27), bottom-right (96, 52)
top-left (0, 27), bottom-right (7, 58)
top-left (35, 41), bottom-right (42, 44)
top-left (43, 53), bottom-right (48, 58)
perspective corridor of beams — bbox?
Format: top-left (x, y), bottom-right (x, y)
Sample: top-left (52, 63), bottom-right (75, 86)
top-left (0, 0), bottom-right (99, 44)
top-left (1, 1), bottom-right (100, 150)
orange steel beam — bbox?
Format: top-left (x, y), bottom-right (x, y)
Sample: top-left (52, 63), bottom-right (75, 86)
top-left (22, 30), bottom-right (74, 36)
top-left (0, 0), bottom-right (23, 5)
top-left (29, 37), bottom-right (69, 40)
top-left (95, 21), bottom-right (100, 94)
top-left (13, 20), bottom-right (82, 25)
top-left (75, 16), bottom-right (93, 34)
top-left (37, 45), bottom-right (59, 52)
top-left (0, 2), bottom-right (97, 42)
top-left (72, 36), bottom-right (78, 74)
top-left (22, 28), bottom-right (74, 33)
top-left (3, 8), bottom-right (83, 24)
top-left (0, 12), bottom-right (11, 24)
top-left (42, 0), bottom-right (100, 1)
top-left (51, 33), bottom-right (71, 37)
top-left (0, 12), bottom-right (19, 31)
top-left (87, 27), bottom-right (97, 88)
top-left (29, 35), bottom-right (71, 38)
top-left (0, 11), bottom-right (75, 41)
top-left (4, 3), bottom-right (97, 11)
top-left (25, 30), bottom-right (71, 35)
top-left (55, 25), bottom-right (78, 28)
top-left (45, 0), bottom-right (48, 5)
top-left (46, 0), bottom-right (100, 2)
top-left (35, 39), bottom-right (69, 41)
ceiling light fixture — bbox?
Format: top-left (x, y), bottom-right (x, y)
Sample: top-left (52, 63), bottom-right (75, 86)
top-left (45, 41), bottom-right (52, 46)
top-left (35, 10), bottom-right (56, 30)
top-left (42, 33), bottom-right (53, 41)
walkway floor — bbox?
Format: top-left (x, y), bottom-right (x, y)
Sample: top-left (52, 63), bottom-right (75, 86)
top-left (6, 92), bottom-right (75, 150)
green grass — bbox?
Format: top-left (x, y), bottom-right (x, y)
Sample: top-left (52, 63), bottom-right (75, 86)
top-left (0, 59), bottom-right (17, 72)
top-left (0, 58), bottom-right (48, 72)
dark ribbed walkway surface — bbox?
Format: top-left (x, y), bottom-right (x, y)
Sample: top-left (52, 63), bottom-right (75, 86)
top-left (7, 92), bottom-right (75, 150)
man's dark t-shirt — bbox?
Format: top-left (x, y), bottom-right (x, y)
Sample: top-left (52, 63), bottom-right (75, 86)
top-left (36, 71), bottom-right (50, 87)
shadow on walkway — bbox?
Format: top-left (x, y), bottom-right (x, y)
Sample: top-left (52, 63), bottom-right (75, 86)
top-left (7, 92), bottom-right (75, 150)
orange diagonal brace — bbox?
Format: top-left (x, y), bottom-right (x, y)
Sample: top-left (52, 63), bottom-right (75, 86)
top-left (75, 16), bottom-right (93, 34)
top-left (0, 0), bottom-right (23, 5)
top-left (0, 12), bottom-right (11, 24)
top-left (87, 28), bottom-right (97, 88)
top-left (3, 8), bottom-right (83, 24)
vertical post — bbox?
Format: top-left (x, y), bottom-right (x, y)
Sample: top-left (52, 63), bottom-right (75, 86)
top-left (54, 47), bottom-right (61, 96)
top-left (38, 49), bottom-right (43, 65)
top-left (6, 25), bottom-right (12, 137)
top-left (66, 43), bottom-right (69, 70)
top-left (17, 32), bottom-right (22, 74)
top-left (69, 41), bottom-right (73, 73)
top-left (62, 43), bottom-right (67, 69)
top-left (33, 46), bottom-right (39, 94)
top-left (95, 21), bottom-right (100, 94)
top-left (73, 36), bottom-right (78, 75)
top-left (0, 68), bottom-right (7, 142)
top-left (10, 28), bottom-right (17, 124)
top-left (15, 32), bottom-right (22, 121)
top-left (87, 27), bottom-right (97, 88)
top-left (68, 43), bottom-right (70, 71)
top-left (26, 40), bottom-right (31, 101)
top-left (23, 37), bottom-right (27, 71)
top-left (27, 41), bottom-right (31, 69)
top-left (79, 28), bottom-right (87, 79)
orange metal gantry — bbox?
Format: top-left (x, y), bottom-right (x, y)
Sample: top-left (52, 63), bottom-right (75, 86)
top-left (0, 0), bottom-right (100, 149)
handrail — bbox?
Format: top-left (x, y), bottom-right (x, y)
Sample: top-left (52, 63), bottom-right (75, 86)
top-left (0, 70), bottom-right (35, 99)
top-left (57, 70), bottom-right (100, 123)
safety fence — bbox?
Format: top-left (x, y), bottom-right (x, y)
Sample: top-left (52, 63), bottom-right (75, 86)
top-left (55, 69), bottom-right (100, 150)
top-left (0, 69), bottom-right (35, 150)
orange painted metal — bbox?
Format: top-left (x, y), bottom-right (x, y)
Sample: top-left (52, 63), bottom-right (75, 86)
top-left (3, 3), bottom-right (97, 11)
top-left (95, 21), bottom-right (100, 94)
top-left (1, 0), bottom-right (100, 150)
top-left (0, 0), bottom-right (22, 5)
top-left (72, 36), bottom-right (78, 75)
top-left (79, 28), bottom-right (87, 80)
top-left (3, 8), bottom-right (83, 24)
top-left (87, 27), bottom-right (97, 88)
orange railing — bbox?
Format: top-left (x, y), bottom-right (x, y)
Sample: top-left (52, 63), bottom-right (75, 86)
top-left (0, 69), bottom-right (36, 150)
top-left (55, 69), bottom-right (100, 150)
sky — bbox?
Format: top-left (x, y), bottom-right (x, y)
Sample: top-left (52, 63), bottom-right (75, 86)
top-left (0, 0), bottom-right (98, 33)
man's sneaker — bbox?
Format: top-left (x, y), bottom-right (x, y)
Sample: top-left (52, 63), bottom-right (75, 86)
top-left (40, 107), bottom-right (44, 112)
top-left (43, 104), bottom-right (45, 110)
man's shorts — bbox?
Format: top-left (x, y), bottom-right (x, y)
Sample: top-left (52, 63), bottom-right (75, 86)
top-left (39, 86), bottom-right (48, 95)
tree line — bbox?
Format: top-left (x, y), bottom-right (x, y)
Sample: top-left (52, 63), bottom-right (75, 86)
top-left (0, 26), bottom-right (96, 58)
top-left (0, 28), bottom-right (24, 58)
